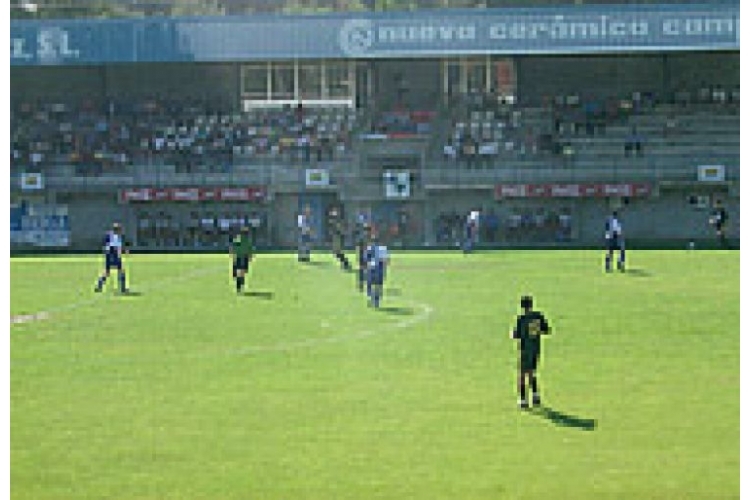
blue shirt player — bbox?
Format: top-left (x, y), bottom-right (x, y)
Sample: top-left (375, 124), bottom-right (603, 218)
top-left (94, 222), bottom-right (129, 292)
top-left (355, 223), bottom-right (370, 292)
top-left (604, 211), bottom-right (625, 272)
top-left (364, 234), bottom-right (389, 308)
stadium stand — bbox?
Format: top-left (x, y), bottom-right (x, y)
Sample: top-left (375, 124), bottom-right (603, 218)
top-left (10, 2), bottom-right (739, 250)
top-left (11, 98), bottom-right (365, 175)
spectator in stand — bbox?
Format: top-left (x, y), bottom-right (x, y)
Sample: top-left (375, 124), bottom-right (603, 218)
top-left (484, 209), bottom-right (500, 243)
top-left (507, 211), bottom-right (522, 241)
top-left (169, 214), bottom-right (181, 247)
top-left (624, 126), bottom-right (644, 157)
top-left (137, 211), bottom-right (151, 248)
top-left (187, 211), bottom-right (201, 248)
top-left (663, 114), bottom-right (679, 138)
top-left (712, 85), bottom-right (727, 106)
top-left (698, 82), bottom-right (712, 104)
top-left (558, 208), bottom-right (572, 242)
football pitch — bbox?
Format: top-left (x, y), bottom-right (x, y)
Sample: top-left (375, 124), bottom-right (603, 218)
top-left (10, 250), bottom-right (739, 499)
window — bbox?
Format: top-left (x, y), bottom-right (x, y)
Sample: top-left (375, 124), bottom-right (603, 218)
top-left (242, 64), bottom-right (267, 99)
top-left (326, 61), bottom-right (350, 99)
top-left (299, 64), bottom-right (322, 100)
top-left (272, 64), bottom-right (294, 100)
top-left (466, 60), bottom-right (486, 94)
top-left (446, 61), bottom-right (461, 97)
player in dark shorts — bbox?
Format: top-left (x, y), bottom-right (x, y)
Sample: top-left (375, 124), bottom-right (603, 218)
top-left (230, 226), bottom-right (254, 294)
top-left (355, 223), bottom-right (370, 292)
top-left (510, 295), bottom-right (552, 409)
top-left (604, 211), bottom-right (625, 272)
top-left (364, 230), bottom-right (389, 308)
top-left (94, 222), bottom-right (129, 293)
top-left (328, 207), bottom-right (351, 271)
top-left (710, 199), bottom-right (729, 248)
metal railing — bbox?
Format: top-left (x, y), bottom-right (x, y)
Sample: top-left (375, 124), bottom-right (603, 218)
top-left (11, 154), bottom-right (739, 193)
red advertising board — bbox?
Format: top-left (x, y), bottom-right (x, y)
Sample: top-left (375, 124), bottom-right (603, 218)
top-left (120, 187), bottom-right (267, 203)
top-left (495, 183), bottom-right (651, 199)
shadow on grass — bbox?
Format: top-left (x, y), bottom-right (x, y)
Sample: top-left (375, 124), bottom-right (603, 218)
top-left (242, 291), bottom-right (274, 300)
top-left (118, 290), bottom-right (144, 297)
top-left (531, 406), bottom-right (597, 431)
top-left (301, 260), bottom-right (331, 268)
top-left (625, 268), bottom-right (652, 278)
top-left (378, 306), bottom-right (414, 316)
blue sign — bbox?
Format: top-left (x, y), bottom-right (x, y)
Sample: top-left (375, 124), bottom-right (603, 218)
top-left (10, 3), bottom-right (739, 66)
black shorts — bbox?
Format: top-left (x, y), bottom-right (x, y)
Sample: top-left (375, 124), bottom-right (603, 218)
top-left (606, 237), bottom-right (622, 252)
top-left (520, 353), bottom-right (539, 372)
top-left (233, 256), bottom-right (250, 273)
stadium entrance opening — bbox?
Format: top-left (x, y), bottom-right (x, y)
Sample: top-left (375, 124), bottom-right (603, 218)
top-left (371, 59), bottom-right (441, 110)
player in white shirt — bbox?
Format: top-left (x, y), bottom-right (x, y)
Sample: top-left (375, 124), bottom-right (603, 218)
top-left (297, 206), bottom-right (313, 262)
top-left (94, 222), bottom-right (129, 293)
top-left (604, 211), bottom-right (625, 272)
top-left (463, 209), bottom-right (480, 253)
top-left (364, 232), bottom-right (389, 308)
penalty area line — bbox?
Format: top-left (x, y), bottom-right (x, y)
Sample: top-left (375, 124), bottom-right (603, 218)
top-left (227, 299), bottom-right (434, 355)
top-left (10, 264), bottom-right (225, 328)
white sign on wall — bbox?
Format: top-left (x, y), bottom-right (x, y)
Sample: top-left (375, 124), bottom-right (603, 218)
top-left (697, 165), bottom-right (725, 182)
top-left (384, 171), bottom-right (410, 198)
top-left (20, 172), bottom-right (44, 190)
top-left (305, 169), bottom-right (330, 187)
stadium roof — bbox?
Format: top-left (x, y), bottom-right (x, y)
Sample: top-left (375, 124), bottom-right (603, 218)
top-left (11, 2), bottom-right (739, 65)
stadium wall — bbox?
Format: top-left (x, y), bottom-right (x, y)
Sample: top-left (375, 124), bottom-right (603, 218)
top-left (514, 52), bottom-right (739, 103)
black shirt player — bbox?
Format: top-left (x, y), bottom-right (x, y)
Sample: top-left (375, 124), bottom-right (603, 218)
top-left (328, 207), bottom-right (351, 271)
top-left (710, 200), bottom-right (729, 248)
top-left (511, 295), bottom-right (552, 409)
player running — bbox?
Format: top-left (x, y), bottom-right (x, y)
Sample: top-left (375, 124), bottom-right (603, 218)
top-left (510, 295), bottom-right (552, 409)
top-left (604, 211), bottom-right (625, 272)
top-left (230, 226), bottom-right (254, 294)
top-left (364, 231), bottom-right (389, 308)
top-left (94, 222), bottom-right (129, 293)
top-left (328, 207), bottom-right (352, 271)
top-left (709, 199), bottom-right (729, 248)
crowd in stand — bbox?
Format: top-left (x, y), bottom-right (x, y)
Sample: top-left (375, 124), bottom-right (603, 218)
top-left (12, 81), bottom-right (737, 175)
top-left (442, 92), bottom-right (530, 166)
top-left (435, 207), bottom-right (572, 245)
top-left (367, 108), bottom-right (436, 138)
top-left (135, 209), bottom-right (268, 248)
top-left (441, 83), bottom-right (739, 167)
top-left (11, 98), bottom-right (362, 175)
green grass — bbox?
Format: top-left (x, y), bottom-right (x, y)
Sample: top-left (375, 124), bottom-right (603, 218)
top-left (11, 250), bottom-right (739, 499)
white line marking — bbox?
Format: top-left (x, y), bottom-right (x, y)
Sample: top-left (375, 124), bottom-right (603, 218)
top-left (227, 298), bottom-right (434, 355)
top-left (12, 262), bottom-right (435, 355)
top-left (10, 265), bottom-right (224, 327)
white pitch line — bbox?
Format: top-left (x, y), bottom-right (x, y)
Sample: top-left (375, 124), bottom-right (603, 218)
top-left (10, 264), bottom-right (224, 327)
top-left (227, 299), bottom-right (434, 355)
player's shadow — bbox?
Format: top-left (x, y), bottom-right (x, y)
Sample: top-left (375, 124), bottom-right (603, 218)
top-left (302, 260), bottom-right (330, 267)
top-left (531, 406), bottom-right (597, 431)
top-left (625, 268), bottom-right (652, 278)
top-left (118, 290), bottom-right (143, 297)
top-left (378, 306), bottom-right (414, 316)
top-left (242, 291), bottom-right (274, 300)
